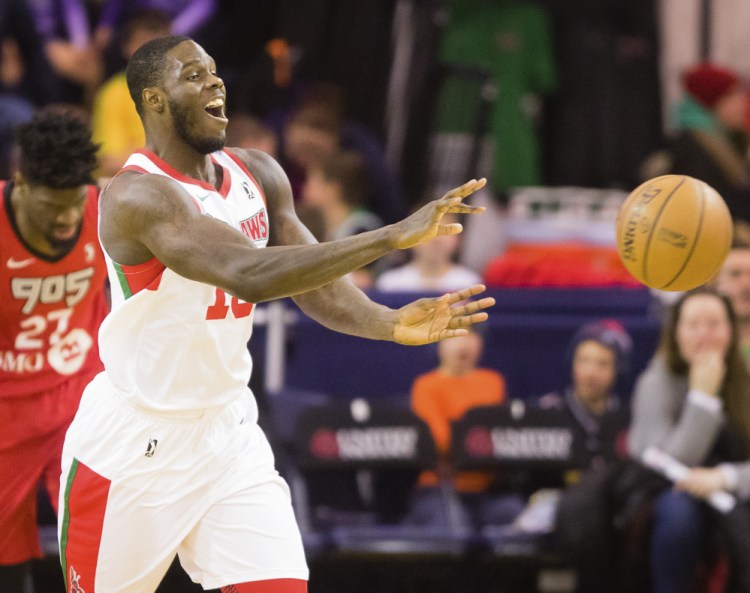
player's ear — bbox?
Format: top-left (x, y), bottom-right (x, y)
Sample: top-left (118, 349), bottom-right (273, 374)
top-left (142, 87), bottom-right (165, 114)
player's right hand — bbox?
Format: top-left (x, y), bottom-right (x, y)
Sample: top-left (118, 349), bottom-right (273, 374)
top-left (392, 178), bottom-right (487, 250)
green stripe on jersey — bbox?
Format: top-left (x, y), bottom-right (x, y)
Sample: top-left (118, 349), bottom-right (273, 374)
top-left (113, 262), bottom-right (133, 299)
top-left (59, 457), bottom-right (79, 580)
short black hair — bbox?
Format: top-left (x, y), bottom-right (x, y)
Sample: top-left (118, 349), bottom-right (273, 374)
top-left (15, 107), bottom-right (98, 188)
top-left (126, 35), bottom-right (190, 116)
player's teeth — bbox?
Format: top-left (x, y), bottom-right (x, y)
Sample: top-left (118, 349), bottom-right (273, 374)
top-left (206, 98), bottom-right (224, 108)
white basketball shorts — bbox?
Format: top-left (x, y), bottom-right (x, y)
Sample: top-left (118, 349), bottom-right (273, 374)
top-left (58, 373), bottom-right (308, 593)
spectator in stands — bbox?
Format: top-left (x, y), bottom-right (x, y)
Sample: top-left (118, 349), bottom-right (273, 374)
top-left (277, 82), bottom-right (407, 224)
top-left (537, 319), bottom-right (632, 477)
top-left (225, 112), bottom-right (278, 158)
top-left (628, 287), bottom-right (750, 593)
top-left (545, 320), bottom-right (633, 593)
top-left (715, 237), bottom-right (750, 367)
top-left (0, 0), bottom-right (58, 177)
top-left (94, 0), bottom-right (217, 62)
top-left (302, 149), bottom-right (380, 240)
top-left (0, 109), bottom-right (108, 593)
top-left (0, 0), bottom-right (58, 108)
top-left (301, 149), bottom-right (381, 289)
top-left (91, 9), bottom-right (171, 178)
top-left (375, 210), bottom-right (481, 292)
top-left (408, 327), bottom-right (524, 529)
top-left (640, 63), bottom-right (750, 233)
top-left (27, 0), bottom-right (104, 105)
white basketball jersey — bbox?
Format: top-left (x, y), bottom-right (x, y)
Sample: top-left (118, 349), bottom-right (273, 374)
top-left (98, 149), bottom-right (269, 412)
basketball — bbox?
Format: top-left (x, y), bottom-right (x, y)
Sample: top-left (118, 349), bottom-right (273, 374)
top-left (616, 175), bottom-right (733, 291)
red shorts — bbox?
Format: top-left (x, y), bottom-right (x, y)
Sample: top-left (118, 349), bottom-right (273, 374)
top-left (0, 370), bottom-right (98, 564)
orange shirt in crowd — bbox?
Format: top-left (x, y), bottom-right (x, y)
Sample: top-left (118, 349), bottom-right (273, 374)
top-left (411, 368), bottom-right (506, 493)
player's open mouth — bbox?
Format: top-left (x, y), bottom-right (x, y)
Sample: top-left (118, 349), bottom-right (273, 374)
top-left (204, 97), bottom-right (227, 121)
top-left (53, 226), bottom-right (77, 240)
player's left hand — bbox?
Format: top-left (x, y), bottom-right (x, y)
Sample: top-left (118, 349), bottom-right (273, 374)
top-left (393, 284), bottom-right (495, 345)
top-left (675, 467), bottom-right (728, 499)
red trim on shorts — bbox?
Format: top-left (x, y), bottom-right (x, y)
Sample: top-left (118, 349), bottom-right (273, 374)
top-left (222, 149), bottom-right (267, 207)
top-left (220, 578), bottom-right (308, 593)
top-left (60, 459), bottom-right (111, 593)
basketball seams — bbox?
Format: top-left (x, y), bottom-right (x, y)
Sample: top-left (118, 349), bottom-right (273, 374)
top-left (641, 176), bottom-right (687, 286)
top-left (661, 178), bottom-right (706, 290)
top-left (617, 174), bottom-right (733, 291)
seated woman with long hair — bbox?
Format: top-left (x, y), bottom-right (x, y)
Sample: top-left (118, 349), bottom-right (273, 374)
top-left (629, 287), bottom-right (750, 593)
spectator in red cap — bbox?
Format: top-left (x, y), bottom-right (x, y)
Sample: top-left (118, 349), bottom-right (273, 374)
top-left (640, 62), bottom-right (750, 232)
top-left (682, 63), bottom-right (741, 113)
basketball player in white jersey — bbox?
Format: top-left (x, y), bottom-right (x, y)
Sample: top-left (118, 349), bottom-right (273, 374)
top-left (59, 35), bottom-right (494, 593)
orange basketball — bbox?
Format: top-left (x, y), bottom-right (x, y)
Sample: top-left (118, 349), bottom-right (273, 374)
top-left (616, 175), bottom-right (733, 291)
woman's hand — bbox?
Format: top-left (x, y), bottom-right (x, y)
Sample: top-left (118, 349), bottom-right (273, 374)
top-left (688, 346), bottom-right (725, 396)
top-left (675, 467), bottom-right (728, 499)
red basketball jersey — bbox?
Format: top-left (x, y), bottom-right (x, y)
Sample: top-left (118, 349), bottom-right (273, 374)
top-left (0, 180), bottom-right (108, 397)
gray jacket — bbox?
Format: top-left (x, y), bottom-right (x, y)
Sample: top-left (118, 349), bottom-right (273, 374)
top-left (628, 356), bottom-right (750, 500)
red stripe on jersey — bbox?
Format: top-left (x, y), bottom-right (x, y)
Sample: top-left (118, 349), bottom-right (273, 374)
top-left (114, 257), bottom-right (165, 298)
top-left (60, 459), bottom-right (111, 593)
top-left (120, 164), bottom-right (149, 175)
top-left (220, 579), bottom-right (308, 593)
top-left (223, 149), bottom-right (268, 207)
top-left (136, 148), bottom-right (231, 198)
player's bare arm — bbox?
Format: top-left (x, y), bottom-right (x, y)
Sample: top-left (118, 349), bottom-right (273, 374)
top-left (235, 148), bottom-right (495, 344)
top-left (232, 148), bottom-right (397, 340)
top-left (100, 159), bottom-right (487, 307)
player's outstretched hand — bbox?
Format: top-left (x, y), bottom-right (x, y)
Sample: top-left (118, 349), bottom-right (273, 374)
top-left (393, 284), bottom-right (495, 345)
top-left (393, 178), bottom-right (487, 250)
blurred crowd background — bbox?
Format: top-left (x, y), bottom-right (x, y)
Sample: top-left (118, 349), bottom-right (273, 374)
top-left (5, 0), bottom-right (750, 291)
top-left (7, 1), bottom-right (750, 592)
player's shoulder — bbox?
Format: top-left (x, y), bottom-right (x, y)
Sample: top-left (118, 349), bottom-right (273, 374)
top-left (101, 170), bottom-right (192, 224)
top-left (104, 169), bottom-right (181, 200)
top-left (224, 146), bottom-right (275, 168)
top-left (224, 147), bottom-right (289, 195)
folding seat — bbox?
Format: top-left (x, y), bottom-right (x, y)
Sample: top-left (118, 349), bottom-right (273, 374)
top-left (451, 402), bottom-right (590, 557)
top-left (278, 394), bottom-right (472, 556)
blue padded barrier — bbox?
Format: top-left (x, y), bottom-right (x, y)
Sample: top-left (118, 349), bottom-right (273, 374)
top-left (257, 288), bottom-right (661, 401)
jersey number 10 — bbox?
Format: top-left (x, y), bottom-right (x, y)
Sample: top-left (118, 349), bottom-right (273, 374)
top-left (205, 287), bottom-right (253, 320)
